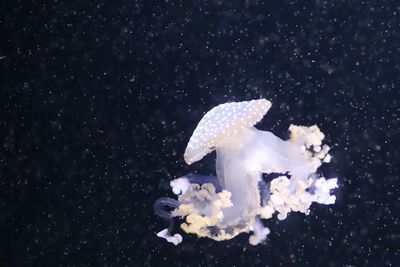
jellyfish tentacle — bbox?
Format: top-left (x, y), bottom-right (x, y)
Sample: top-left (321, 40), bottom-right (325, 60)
top-left (154, 197), bottom-right (179, 233)
top-left (154, 197), bottom-right (183, 245)
top-left (258, 178), bottom-right (270, 206)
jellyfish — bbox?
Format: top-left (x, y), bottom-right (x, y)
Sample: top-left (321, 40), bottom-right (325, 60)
top-left (154, 99), bottom-right (337, 245)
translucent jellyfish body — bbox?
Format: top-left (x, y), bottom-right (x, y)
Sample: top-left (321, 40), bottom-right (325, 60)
top-left (154, 99), bottom-right (337, 245)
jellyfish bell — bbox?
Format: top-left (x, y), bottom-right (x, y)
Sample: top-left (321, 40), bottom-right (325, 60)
top-left (184, 99), bottom-right (272, 165)
top-left (154, 99), bottom-right (338, 245)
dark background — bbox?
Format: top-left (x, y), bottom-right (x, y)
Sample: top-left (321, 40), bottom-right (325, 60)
top-left (1, 0), bottom-right (399, 266)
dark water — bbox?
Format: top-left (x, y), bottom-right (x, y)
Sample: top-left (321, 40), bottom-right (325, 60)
top-left (1, 0), bottom-right (399, 266)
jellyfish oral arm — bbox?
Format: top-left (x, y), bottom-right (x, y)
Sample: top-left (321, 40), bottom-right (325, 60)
top-left (249, 217), bottom-right (271, 246)
top-left (262, 176), bottom-right (338, 221)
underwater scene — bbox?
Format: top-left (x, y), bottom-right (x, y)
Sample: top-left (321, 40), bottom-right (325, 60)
top-left (1, 0), bottom-right (399, 266)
